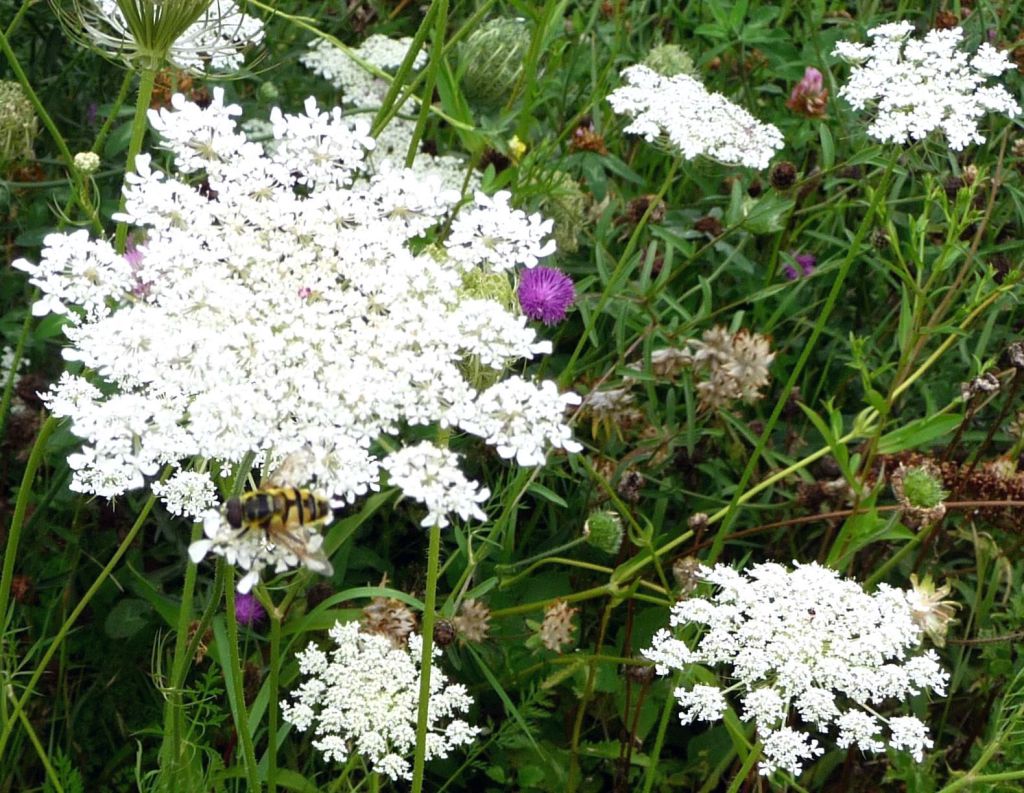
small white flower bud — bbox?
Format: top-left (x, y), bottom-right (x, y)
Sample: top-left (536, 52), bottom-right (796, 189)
top-left (73, 151), bottom-right (100, 174)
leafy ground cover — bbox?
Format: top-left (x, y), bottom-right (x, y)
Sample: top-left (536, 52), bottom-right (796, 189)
top-left (3, 1), bottom-right (1024, 791)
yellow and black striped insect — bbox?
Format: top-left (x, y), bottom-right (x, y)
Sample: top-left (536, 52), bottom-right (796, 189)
top-left (223, 454), bottom-right (334, 576)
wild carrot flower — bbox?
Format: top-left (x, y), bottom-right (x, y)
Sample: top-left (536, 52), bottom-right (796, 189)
top-left (518, 266), bottom-right (575, 325)
top-left (786, 67), bottom-right (829, 118)
top-left (834, 22), bottom-right (1020, 149)
top-left (14, 90), bottom-right (580, 589)
top-left (607, 64), bottom-right (784, 169)
top-left (281, 621), bottom-right (479, 781)
top-left (644, 561), bottom-right (948, 777)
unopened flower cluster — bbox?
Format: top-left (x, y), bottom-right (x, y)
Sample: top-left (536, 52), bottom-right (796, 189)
top-left (643, 562), bottom-right (949, 777)
top-left (834, 22), bottom-right (1020, 150)
top-left (607, 65), bottom-right (783, 169)
top-left (14, 90), bottom-right (580, 588)
top-left (281, 621), bottom-right (479, 781)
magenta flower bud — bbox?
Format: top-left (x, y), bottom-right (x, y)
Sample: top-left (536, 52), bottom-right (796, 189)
top-left (518, 266), bottom-right (575, 325)
top-left (786, 67), bottom-right (829, 118)
top-left (795, 253), bottom-right (816, 275)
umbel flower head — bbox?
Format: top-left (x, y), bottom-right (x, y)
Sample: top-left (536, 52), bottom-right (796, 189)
top-left (14, 90), bottom-right (581, 590)
top-left (607, 64), bottom-right (784, 169)
top-left (834, 22), bottom-right (1020, 150)
top-left (281, 621), bottom-right (479, 781)
top-left (644, 561), bottom-right (949, 778)
top-left (62, 0), bottom-right (263, 72)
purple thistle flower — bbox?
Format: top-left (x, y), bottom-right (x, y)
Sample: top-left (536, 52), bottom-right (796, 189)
top-left (795, 253), bottom-right (816, 276)
top-left (518, 266), bottom-right (575, 325)
top-left (234, 592), bottom-right (266, 626)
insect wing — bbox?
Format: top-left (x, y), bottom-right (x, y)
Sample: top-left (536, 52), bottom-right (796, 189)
top-left (266, 523), bottom-right (334, 577)
top-left (264, 449), bottom-right (316, 488)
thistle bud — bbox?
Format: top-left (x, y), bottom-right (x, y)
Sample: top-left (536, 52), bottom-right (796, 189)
top-left (583, 510), bottom-right (624, 555)
top-left (891, 463), bottom-right (948, 529)
top-left (460, 18), bottom-right (532, 110)
top-left (539, 171), bottom-right (587, 254)
top-left (0, 81), bottom-right (37, 165)
top-left (642, 43), bottom-right (696, 77)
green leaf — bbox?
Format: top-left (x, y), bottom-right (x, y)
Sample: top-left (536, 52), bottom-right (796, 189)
top-left (877, 413), bottom-right (962, 454)
top-left (527, 482), bottom-right (567, 507)
top-left (819, 122), bottom-right (834, 170)
top-left (104, 598), bottom-right (152, 639)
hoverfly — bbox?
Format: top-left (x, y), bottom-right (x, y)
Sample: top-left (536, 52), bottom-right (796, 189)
top-left (222, 451), bottom-right (335, 577)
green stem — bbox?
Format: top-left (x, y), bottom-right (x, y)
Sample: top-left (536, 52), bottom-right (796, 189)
top-left (404, 0), bottom-right (448, 167)
top-left (159, 522), bottom-right (204, 781)
top-left (224, 566), bottom-right (261, 792)
top-left (0, 416), bottom-right (56, 630)
top-left (267, 592), bottom-right (282, 793)
top-left (0, 491), bottom-right (158, 759)
top-left (641, 671), bottom-right (680, 793)
top-left (92, 69), bottom-right (136, 156)
top-left (6, 686), bottom-right (63, 793)
top-left (411, 522), bottom-right (443, 793)
top-left (115, 68), bottom-right (157, 254)
top-left (3, 0), bottom-right (33, 38)
top-left (724, 743), bottom-right (762, 793)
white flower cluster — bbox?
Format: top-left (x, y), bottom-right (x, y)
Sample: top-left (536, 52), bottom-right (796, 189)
top-left (301, 33), bottom-right (467, 189)
top-left (446, 190), bottom-right (556, 271)
top-left (281, 621), bottom-right (480, 781)
top-left (86, 0), bottom-right (264, 72)
top-left (834, 22), bottom-right (1020, 150)
top-left (607, 65), bottom-right (783, 169)
top-left (301, 34), bottom-right (427, 109)
top-left (644, 561), bottom-right (948, 777)
top-left (14, 90), bottom-right (579, 582)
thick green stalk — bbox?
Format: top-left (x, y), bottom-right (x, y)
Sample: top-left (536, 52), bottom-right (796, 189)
top-left (641, 671), bottom-right (680, 793)
top-left (266, 593), bottom-right (282, 793)
top-left (224, 566), bottom-right (261, 792)
top-left (115, 67), bottom-right (157, 254)
top-left (158, 522), bottom-right (204, 784)
top-left (0, 491), bottom-right (158, 758)
top-left (404, 0), bottom-right (448, 167)
top-left (0, 416), bottom-right (56, 630)
top-left (410, 521), bottom-right (443, 793)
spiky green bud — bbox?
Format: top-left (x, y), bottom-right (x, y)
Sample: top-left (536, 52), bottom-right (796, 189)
top-left (459, 18), bottom-right (532, 110)
top-left (642, 44), bottom-right (696, 77)
top-left (901, 466), bottom-right (948, 509)
top-left (584, 511), bottom-right (623, 555)
top-left (0, 81), bottom-right (37, 165)
top-left (540, 171), bottom-right (587, 254)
